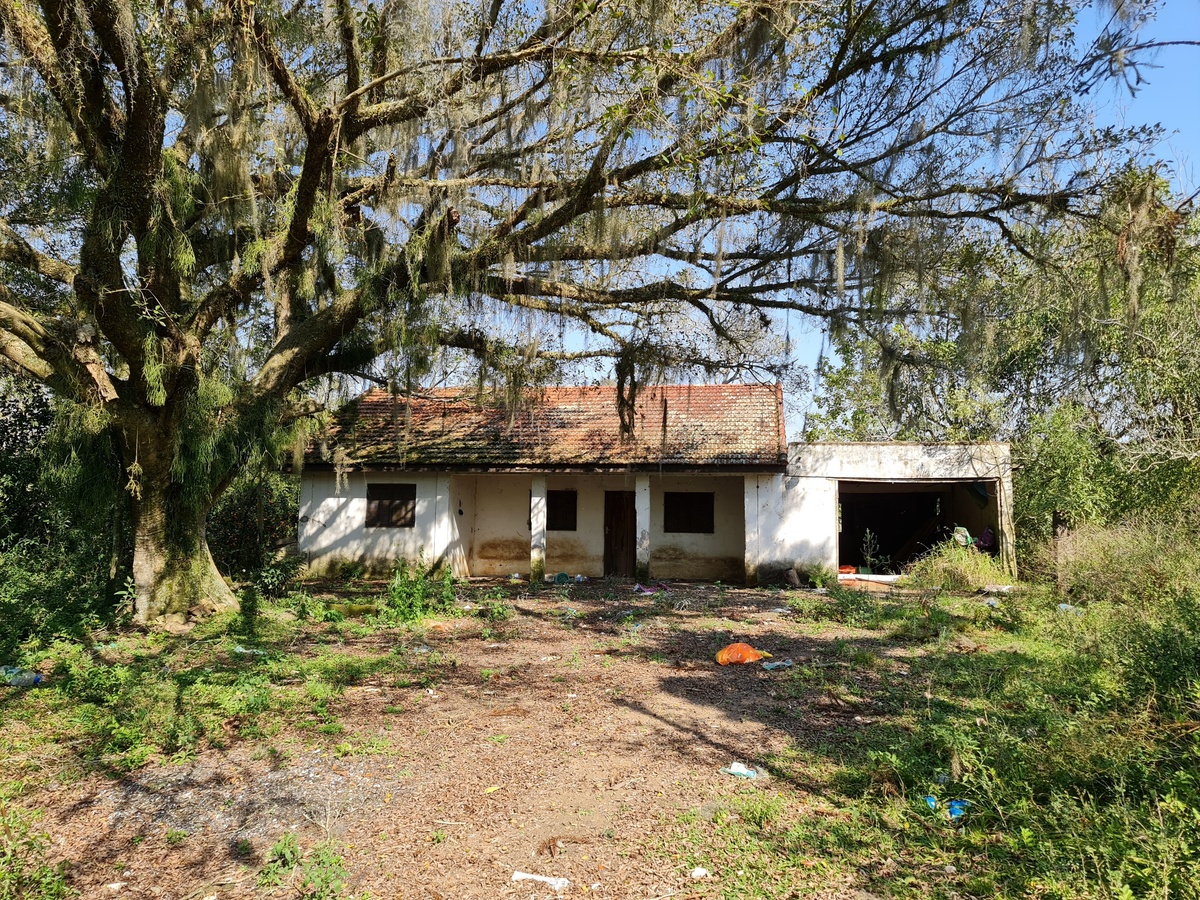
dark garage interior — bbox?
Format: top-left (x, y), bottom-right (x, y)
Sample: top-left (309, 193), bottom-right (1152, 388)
top-left (837, 480), bottom-right (1000, 572)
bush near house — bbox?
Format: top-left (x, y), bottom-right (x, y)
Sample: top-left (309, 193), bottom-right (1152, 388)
top-left (207, 471), bottom-right (299, 577)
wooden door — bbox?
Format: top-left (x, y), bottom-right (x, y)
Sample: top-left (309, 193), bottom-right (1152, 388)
top-left (604, 491), bottom-right (636, 577)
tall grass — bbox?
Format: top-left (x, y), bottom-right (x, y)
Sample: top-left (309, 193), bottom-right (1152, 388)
top-left (903, 540), bottom-right (1012, 592)
top-left (1045, 513), bottom-right (1200, 607)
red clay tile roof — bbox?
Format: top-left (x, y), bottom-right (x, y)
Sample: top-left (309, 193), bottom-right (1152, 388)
top-left (312, 384), bottom-right (786, 470)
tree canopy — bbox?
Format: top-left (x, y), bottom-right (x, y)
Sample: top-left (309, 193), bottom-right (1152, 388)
top-left (805, 171), bottom-right (1200, 553)
top-left (0, 0), bottom-right (1150, 622)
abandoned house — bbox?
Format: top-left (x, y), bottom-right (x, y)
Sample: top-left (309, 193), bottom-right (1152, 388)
top-left (297, 384), bottom-right (1015, 582)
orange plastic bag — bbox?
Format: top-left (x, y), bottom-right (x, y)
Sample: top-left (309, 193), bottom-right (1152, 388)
top-left (715, 643), bottom-right (772, 665)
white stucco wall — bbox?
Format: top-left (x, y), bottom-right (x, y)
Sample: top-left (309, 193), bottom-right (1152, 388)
top-left (744, 474), bottom-right (838, 584)
top-left (462, 474), bottom-right (531, 576)
top-left (297, 441), bottom-right (1013, 582)
top-left (544, 474), bottom-right (638, 577)
top-left (298, 471), bottom-right (468, 575)
top-left (647, 475), bottom-right (745, 581)
top-left (300, 470), bottom-right (749, 580)
top-left (790, 442), bottom-right (1012, 482)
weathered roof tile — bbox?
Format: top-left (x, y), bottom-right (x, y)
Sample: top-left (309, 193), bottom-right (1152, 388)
top-left (313, 384), bottom-right (786, 470)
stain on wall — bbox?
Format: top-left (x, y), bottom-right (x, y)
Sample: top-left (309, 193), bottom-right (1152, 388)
top-left (651, 553), bottom-right (743, 581)
top-left (477, 538), bottom-right (529, 561)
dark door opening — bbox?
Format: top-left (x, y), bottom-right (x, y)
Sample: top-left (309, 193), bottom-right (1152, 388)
top-left (604, 491), bottom-right (636, 577)
top-left (838, 480), bottom-right (999, 572)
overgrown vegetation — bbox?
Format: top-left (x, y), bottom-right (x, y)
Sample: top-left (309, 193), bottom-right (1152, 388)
top-left (675, 554), bottom-right (1200, 899)
top-left (207, 470), bottom-right (300, 578)
top-left (0, 802), bottom-right (74, 900)
top-left (902, 541), bottom-right (1012, 592)
top-left (378, 561), bottom-right (457, 624)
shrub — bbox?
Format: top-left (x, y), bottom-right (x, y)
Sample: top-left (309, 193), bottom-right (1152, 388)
top-left (0, 542), bottom-right (108, 659)
top-left (381, 561), bottom-right (455, 623)
top-left (207, 471), bottom-right (299, 576)
top-left (902, 540), bottom-right (1011, 592)
top-left (255, 554), bottom-right (304, 599)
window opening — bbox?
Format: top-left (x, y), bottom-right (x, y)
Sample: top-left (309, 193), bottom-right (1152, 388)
top-left (663, 491), bottom-right (714, 533)
top-left (547, 490), bottom-right (578, 531)
top-left (366, 483), bottom-right (416, 528)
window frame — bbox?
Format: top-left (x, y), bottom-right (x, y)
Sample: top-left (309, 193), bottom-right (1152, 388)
top-left (365, 482), bottom-right (417, 529)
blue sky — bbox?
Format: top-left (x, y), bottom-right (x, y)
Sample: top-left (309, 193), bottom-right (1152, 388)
top-left (1094, 2), bottom-right (1200, 194)
top-left (786, 3), bottom-right (1200, 434)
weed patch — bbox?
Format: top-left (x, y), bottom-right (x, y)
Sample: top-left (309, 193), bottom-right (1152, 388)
top-left (376, 561), bottom-right (456, 624)
top-left (903, 541), bottom-right (1011, 592)
top-left (0, 801), bottom-right (75, 899)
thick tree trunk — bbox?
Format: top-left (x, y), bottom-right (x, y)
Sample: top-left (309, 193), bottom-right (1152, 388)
top-left (130, 468), bottom-right (238, 627)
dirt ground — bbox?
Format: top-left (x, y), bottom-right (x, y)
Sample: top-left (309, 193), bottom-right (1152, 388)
top-left (22, 580), bottom-right (899, 900)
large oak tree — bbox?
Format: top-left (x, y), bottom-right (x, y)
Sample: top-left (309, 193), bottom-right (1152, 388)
top-left (0, 0), bottom-right (1139, 623)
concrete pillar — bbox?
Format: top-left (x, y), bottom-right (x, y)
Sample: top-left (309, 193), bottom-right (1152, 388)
top-left (530, 475), bottom-right (547, 583)
top-left (635, 475), bottom-right (651, 582)
top-left (744, 476), bottom-right (759, 586)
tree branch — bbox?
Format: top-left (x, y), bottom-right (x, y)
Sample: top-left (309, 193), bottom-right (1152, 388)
top-left (0, 221), bottom-right (78, 284)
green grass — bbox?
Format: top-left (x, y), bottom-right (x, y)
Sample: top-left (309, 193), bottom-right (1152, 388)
top-left (0, 595), bottom-right (456, 778)
top-left (4, 568), bottom-right (1199, 899)
top-left (0, 801), bottom-right (75, 899)
top-left (663, 586), bottom-right (1200, 899)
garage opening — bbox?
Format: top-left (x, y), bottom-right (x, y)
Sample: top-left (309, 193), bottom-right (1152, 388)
top-left (838, 480), bottom-right (1000, 573)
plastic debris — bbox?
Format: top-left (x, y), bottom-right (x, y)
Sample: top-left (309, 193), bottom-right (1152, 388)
top-left (925, 796), bottom-right (970, 820)
top-left (632, 583), bottom-right (658, 594)
top-left (935, 772), bottom-right (951, 785)
top-left (767, 607), bottom-right (790, 614)
top-left (555, 572), bottom-right (570, 584)
top-left (574, 574), bottom-right (588, 583)
top-left (1057, 603), bottom-right (1083, 615)
top-left (233, 645), bottom-right (265, 656)
top-left (945, 864), bottom-right (958, 874)
top-left (715, 643), bottom-right (772, 665)
top-left (762, 659), bottom-right (794, 670)
top-left (512, 872), bottom-right (570, 891)
top-left (720, 762), bottom-right (758, 779)
top-left (985, 599), bottom-right (1000, 608)
top-left (2, 666), bottom-right (42, 687)
top-left (690, 867), bottom-right (710, 879)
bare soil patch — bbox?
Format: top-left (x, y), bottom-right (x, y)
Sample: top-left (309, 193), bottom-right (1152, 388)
top-left (14, 580), bottom-right (903, 899)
